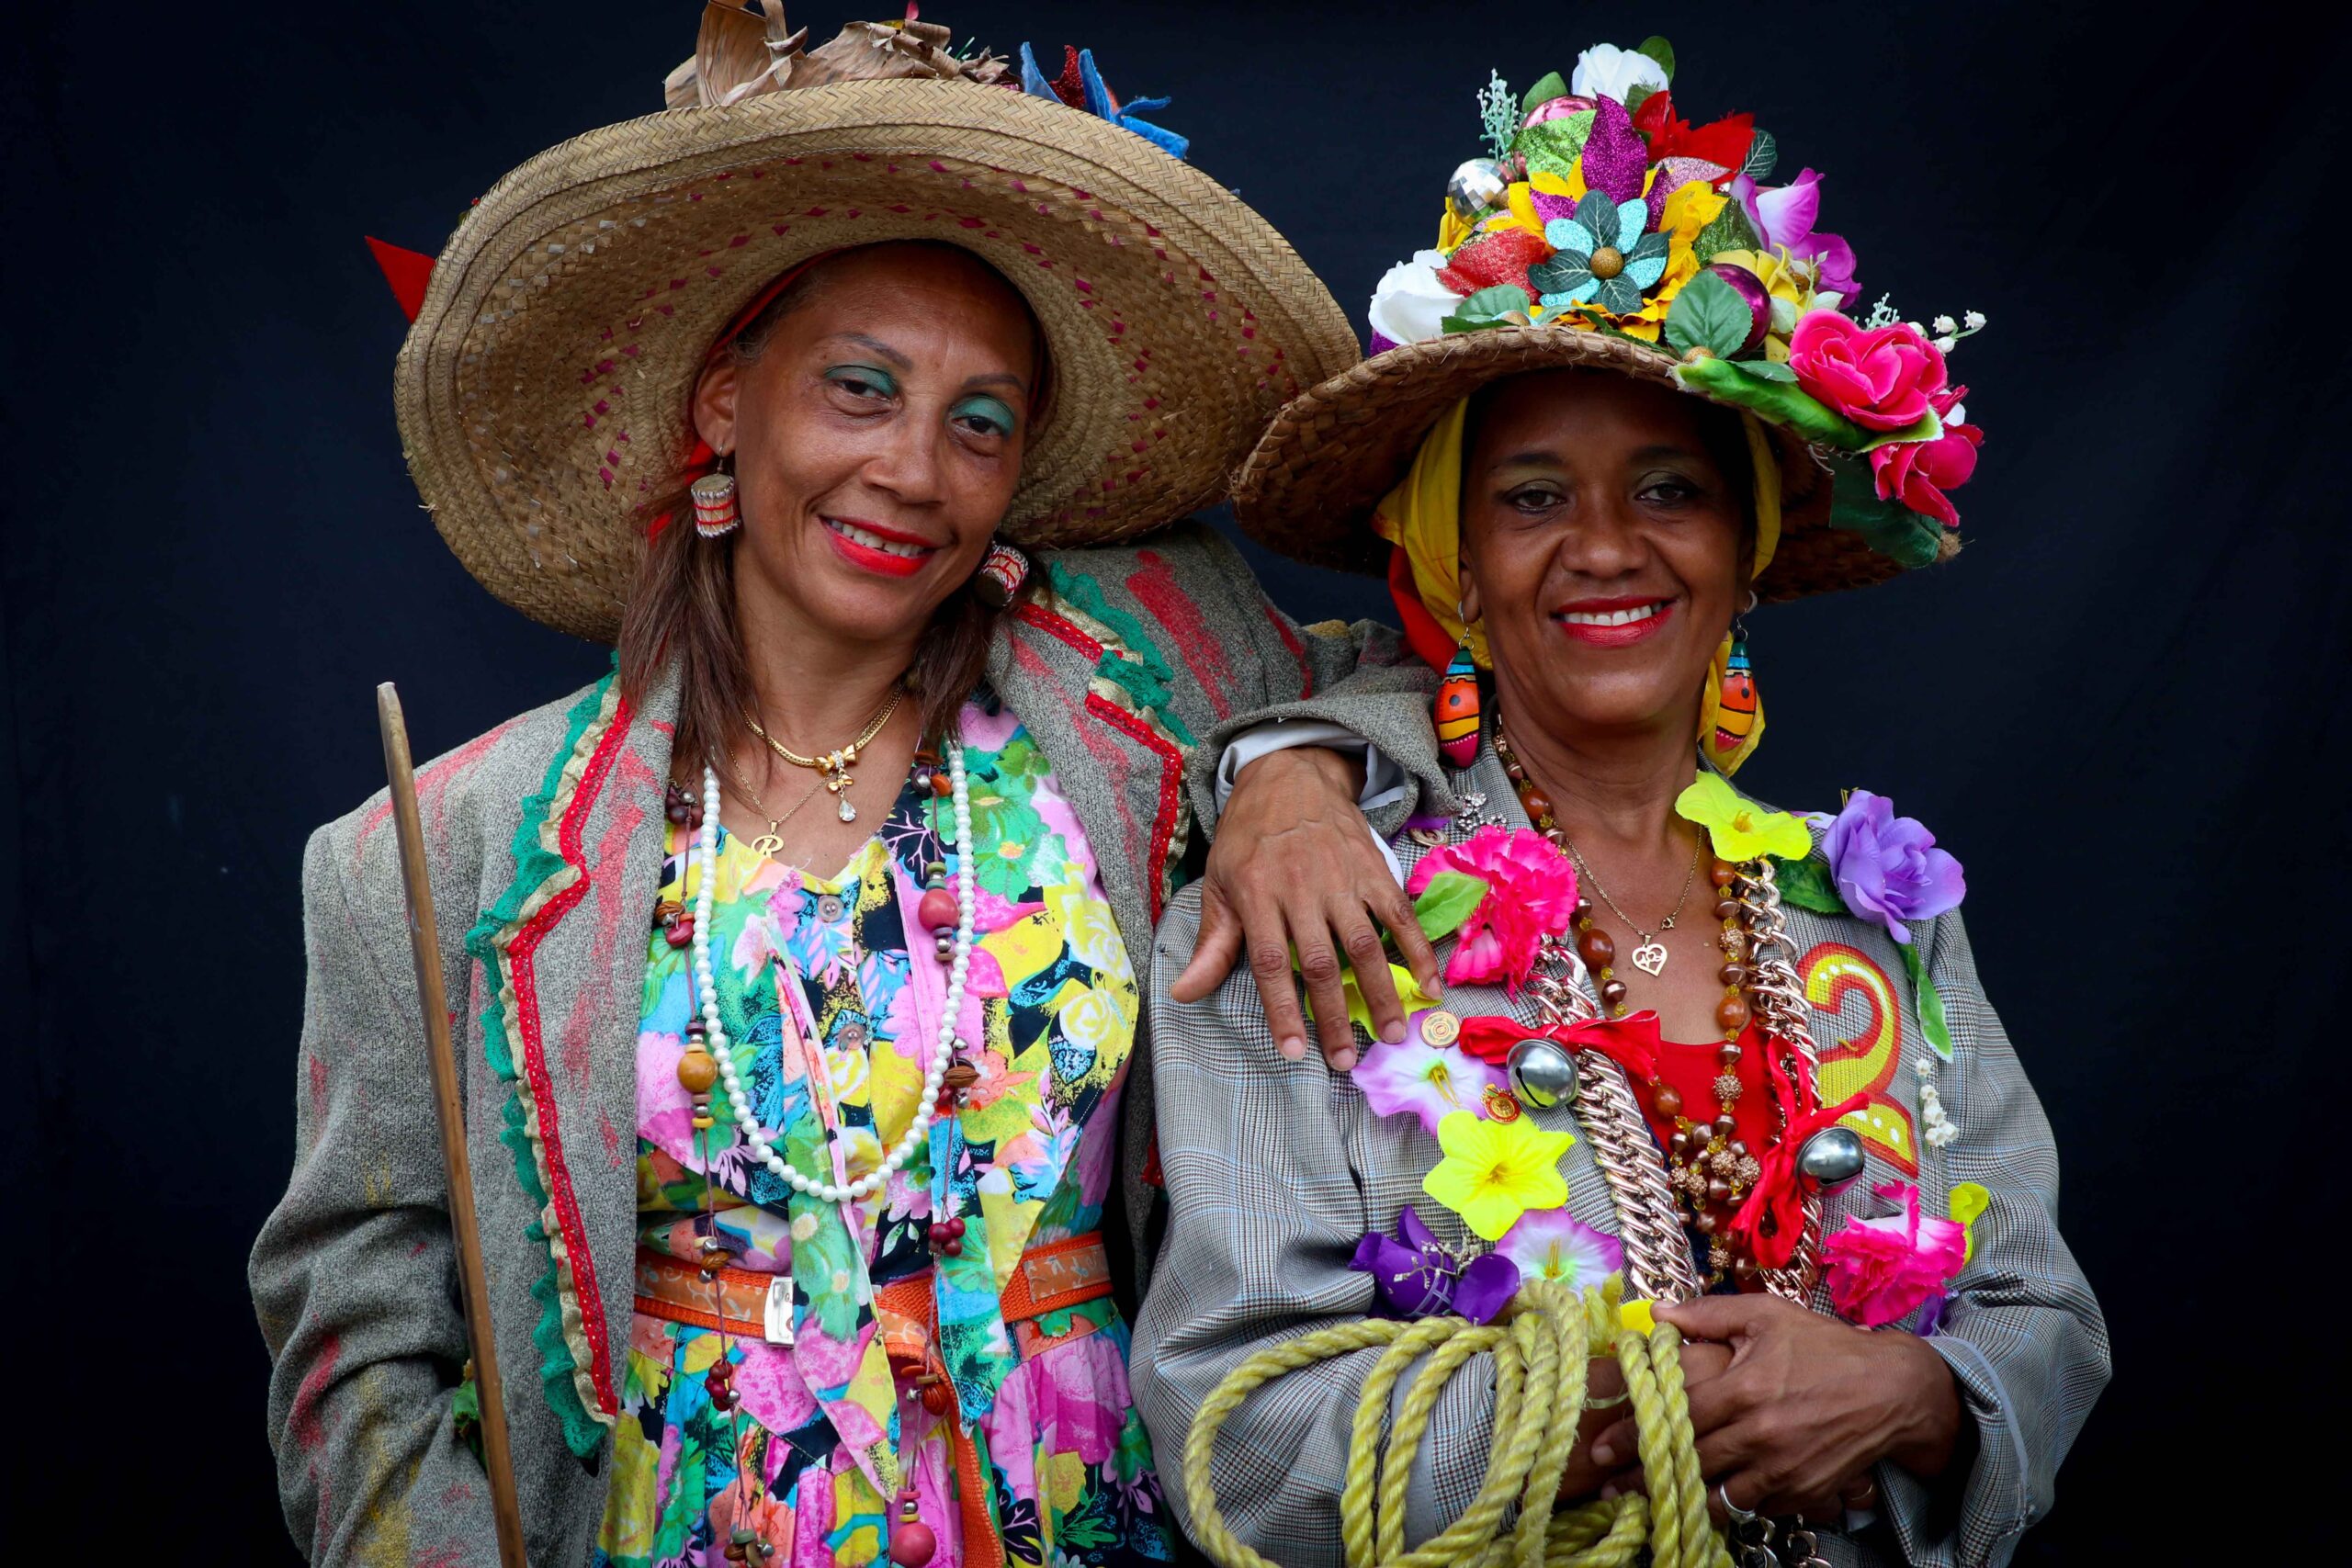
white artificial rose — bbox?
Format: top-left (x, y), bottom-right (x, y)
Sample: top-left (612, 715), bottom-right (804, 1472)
top-left (1367, 250), bottom-right (1460, 346)
top-left (1570, 43), bottom-right (1669, 104)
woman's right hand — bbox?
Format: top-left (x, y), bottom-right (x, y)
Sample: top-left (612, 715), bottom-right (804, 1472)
top-left (1554, 1337), bottom-right (1733, 1500)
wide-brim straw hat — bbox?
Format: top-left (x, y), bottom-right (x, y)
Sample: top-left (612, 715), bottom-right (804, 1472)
top-left (393, 21), bottom-right (1356, 642)
top-left (1233, 325), bottom-right (1960, 603)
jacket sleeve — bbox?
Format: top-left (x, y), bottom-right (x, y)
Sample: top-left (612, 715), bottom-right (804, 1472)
top-left (1171, 526), bottom-right (1452, 840)
top-left (1132, 886), bottom-right (1498, 1566)
top-left (1874, 909), bottom-right (2111, 1568)
top-left (248, 823), bottom-right (503, 1567)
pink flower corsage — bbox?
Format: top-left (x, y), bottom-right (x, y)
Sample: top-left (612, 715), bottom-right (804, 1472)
top-left (1822, 1180), bottom-right (1969, 1328)
top-left (1405, 826), bottom-right (1579, 994)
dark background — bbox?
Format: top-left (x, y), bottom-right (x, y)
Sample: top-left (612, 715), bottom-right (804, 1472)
top-left (4, 2), bottom-right (2337, 1559)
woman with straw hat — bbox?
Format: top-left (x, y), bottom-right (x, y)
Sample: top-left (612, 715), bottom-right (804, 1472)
top-left (249, 10), bottom-right (1450, 1565)
top-left (1138, 39), bottom-right (2106, 1568)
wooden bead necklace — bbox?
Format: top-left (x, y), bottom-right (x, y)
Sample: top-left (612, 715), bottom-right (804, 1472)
top-left (1493, 721), bottom-right (1775, 1287)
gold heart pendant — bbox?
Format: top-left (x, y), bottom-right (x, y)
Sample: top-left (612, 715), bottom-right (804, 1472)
top-left (1631, 940), bottom-right (1668, 976)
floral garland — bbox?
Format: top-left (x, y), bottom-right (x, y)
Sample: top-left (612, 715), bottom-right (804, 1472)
top-left (1369, 38), bottom-right (1987, 544)
top-left (1345, 777), bottom-right (1989, 1328)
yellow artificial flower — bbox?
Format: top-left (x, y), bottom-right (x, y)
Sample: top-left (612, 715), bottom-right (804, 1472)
top-left (1422, 1110), bottom-right (1574, 1241)
top-left (1949, 1181), bottom-right (1992, 1261)
top-left (1300, 961), bottom-right (1440, 1040)
top-left (1675, 772), bottom-right (1814, 863)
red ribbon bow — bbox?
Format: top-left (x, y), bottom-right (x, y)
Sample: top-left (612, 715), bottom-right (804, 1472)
top-left (1456, 1010), bottom-right (1663, 1083)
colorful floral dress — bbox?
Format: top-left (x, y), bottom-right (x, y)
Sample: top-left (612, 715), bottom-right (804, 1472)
top-left (597, 702), bottom-right (1170, 1568)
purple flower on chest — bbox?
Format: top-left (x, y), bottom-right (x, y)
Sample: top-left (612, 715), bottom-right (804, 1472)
top-left (1815, 789), bottom-right (1965, 944)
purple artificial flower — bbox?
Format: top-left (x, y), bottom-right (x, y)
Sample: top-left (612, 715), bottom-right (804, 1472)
top-left (1817, 789), bottom-right (1965, 944)
top-left (1731, 167), bottom-right (1860, 301)
top-left (1350, 1205), bottom-right (1521, 1323)
top-left (1495, 1208), bottom-right (1623, 1292)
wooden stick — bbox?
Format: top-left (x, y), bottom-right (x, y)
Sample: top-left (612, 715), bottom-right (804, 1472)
top-left (377, 683), bottom-right (531, 1568)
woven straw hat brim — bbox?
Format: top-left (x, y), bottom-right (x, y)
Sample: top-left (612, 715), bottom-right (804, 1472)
top-left (1232, 324), bottom-right (1958, 603)
top-left (395, 78), bottom-right (1358, 643)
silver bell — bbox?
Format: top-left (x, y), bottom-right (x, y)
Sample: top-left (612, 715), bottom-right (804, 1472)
top-left (1506, 1038), bottom-right (1577, 1110)
top-left (1445, 157), bottom-right (1510, 223)
top-left (1796, 1126), bottom-right (1866, 1191)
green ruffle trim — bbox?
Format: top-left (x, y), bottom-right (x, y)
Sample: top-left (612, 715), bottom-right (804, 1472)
top-left (1042, 562), bottom-right (1198, 747)
top-left (462, 669), bottom-right (618, 1460)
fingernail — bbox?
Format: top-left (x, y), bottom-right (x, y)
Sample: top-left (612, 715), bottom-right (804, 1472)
top-left (1332, 1047), bottom-right (1358, 1071)
top-left (1591, 1444), bottom-right (1614, 1467)
top-left (1279, 1038), bottom-right (1306, 1060)
top-left (1600, 1483), bottom-right (1620, 1500)
top-left (1378, 1020), bottom-right (1406, 1043)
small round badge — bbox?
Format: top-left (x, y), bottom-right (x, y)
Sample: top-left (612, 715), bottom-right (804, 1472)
top-left (1418, 1009), bottom-right (1462, 1046)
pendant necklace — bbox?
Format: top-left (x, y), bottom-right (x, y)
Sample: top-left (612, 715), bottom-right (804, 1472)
top-left (1491, 723), bottom-right (1700, 976)
top-left (745, 681), bottom-right (906, 823)
top-left (721, 760), bottom-right (827, 860)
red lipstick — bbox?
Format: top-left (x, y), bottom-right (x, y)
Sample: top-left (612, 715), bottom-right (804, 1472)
top-left (1552, 595), bottom-right (1677, 648)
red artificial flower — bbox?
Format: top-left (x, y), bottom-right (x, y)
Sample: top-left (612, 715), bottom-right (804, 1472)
top-left (1632, 91), bottom-right (1754, 180)
top-left (1435, 229), bottom-right (1555, 299)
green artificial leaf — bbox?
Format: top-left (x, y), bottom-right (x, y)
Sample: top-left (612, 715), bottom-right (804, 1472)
top-left (1411, 870), bottom-right (1490, 942)
top-left (1898, 942), bottom-right (1955, 1061)
top-left (1520, 71), bottom-right (1568, 114)
top-left (1728, 357), bottom-right (1798, 381)
top-left (1442, 284), bottom-right (1533, 333)
top-left (1637, 37), bottom-right (1677, 82)
top-left (1624, 84), bottom-right (1657, 114)
top-left (1823, 456), bottom-right (1944, 569)
top-left (1771, 852), bottom-right (1848, 916)
top-left (1664, 270), bottom-right (1753, 359)
top-left (1741, 130), bottom-right (1778, 182)
top-left (1675, 355), bottom-right (1870, 447)
top-left (1516, 110), bottom-right (1596, 180)
top-left (1691, 198), bottom-right (1761, 263)
top-left (1856, 406), bottom-right (1944, 453)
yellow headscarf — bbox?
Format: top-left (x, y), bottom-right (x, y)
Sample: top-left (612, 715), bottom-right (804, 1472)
top-left (1371, 398), bottom-right (1782, 774)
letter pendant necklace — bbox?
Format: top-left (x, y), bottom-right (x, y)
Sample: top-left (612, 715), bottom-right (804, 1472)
top-left (744, 682), bottom-right (905, 823)
top-left (721, 761), bottom-right (826, 860)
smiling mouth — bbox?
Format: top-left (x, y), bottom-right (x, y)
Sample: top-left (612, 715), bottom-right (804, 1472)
top-left (822, 517), bottom-right (935, 559)
top-left (1556, 600), bottom-right (1669, 627)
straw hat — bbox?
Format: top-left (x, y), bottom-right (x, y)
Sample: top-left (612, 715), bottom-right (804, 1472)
top-left (1233, 39), bottom-right (1982, 604)
top-left (393, 7), bottom-right (1357, 642)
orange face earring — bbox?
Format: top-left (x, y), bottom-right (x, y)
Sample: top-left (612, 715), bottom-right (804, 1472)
top-left (1705, 592), bottom-right (1763, 773)
top-left (1434, 598), bottom-right (1482, 770)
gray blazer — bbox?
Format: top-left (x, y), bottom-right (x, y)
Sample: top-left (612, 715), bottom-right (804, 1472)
top-left (247, 525), bottom-right (1439, 1567)
top-left (1135, 746), bottom-right (2110, 1568)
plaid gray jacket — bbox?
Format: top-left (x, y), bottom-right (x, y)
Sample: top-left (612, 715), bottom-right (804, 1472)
top-left (1134, 746), bottom-right (2109, 1568)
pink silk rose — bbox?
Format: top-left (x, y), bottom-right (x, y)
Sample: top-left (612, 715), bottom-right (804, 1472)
top-left (1405, 826), bottom-right (1578, 994)
top-left (1788, 311), bottom-right (1948, 432)
top-left (1870, 420), bottom-right (1983, 526)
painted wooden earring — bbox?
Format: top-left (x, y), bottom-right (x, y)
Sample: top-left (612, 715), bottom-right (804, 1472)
top-left (1434, 638), bottom-right (1482, 770)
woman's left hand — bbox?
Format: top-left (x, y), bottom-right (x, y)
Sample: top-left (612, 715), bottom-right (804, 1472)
top-left (1587, 1292), bottom-right (1966, 1522)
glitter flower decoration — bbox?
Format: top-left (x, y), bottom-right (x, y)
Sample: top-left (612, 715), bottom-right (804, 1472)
top-left (1354, 1029), bottom-right (1510, 1136)
top-left (1423, 1110), bottom-right (1575, 1241)
top-left (1497, 1208), bottom-right (1623, 1291)
top-left (1405, 826), bottom-right (1580, 993)
top-left (1350, 1204), bottom-right (1521, 1323)
top-left (1528, 190), bottom-right (1669, 318)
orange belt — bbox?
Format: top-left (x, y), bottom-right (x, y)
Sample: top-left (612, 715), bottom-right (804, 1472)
top-left (634, 1231), bottom-right (1114, 1568)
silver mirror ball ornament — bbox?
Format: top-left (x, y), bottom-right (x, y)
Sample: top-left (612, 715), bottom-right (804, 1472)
top-left (1445, 158), bottom-right (1510, 223)
top-left (1796, 1126), bottom-right (1866, 1190)
top-left (1506, 1038), bottom-right (1577, 1110)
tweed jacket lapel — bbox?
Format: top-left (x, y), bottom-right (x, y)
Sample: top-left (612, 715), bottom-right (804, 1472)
top-left (469, 661), bottom-right (678, 1443)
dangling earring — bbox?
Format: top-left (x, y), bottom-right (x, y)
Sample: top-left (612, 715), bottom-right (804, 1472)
top-left (690, 454), bottom-right (740, 538)
top-left (971, 539), bottom-right (1030, 608)
top-left (1709, 598), bottom-right (1761, 769)
top-left (1434, 600), bottom-right (1482, 770)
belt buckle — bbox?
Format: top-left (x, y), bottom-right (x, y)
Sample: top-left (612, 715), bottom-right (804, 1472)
top-left (762, 1276), bottom-right (795, 1346)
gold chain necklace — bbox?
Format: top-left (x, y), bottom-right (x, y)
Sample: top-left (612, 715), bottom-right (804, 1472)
top-left (743, 682), bottom-right (904, 824)
top-left (1491, 722), bottom-right (1700, 976)
top-left (719, 760), bottom-right (828, 859)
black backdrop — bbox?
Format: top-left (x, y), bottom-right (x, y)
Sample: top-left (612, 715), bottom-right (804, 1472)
top-left (4, 3), bottom-right (2340, 1560)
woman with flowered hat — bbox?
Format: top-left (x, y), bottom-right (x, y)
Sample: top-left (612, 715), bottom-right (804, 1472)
top-left (1138, 39), bottom-right (2107, 1568)
top-left (249, 9), bottom-right (1453, 1566)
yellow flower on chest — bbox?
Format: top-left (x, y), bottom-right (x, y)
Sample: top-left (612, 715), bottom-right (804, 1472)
top-left (1422, 1111), bottom-right (1575, 1241)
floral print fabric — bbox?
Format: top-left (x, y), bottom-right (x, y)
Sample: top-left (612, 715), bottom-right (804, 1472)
top-left (596, 702), bottom-right (1170, 1567)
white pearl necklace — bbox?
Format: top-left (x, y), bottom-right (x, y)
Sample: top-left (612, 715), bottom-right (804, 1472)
top-left (692, 748), bottom-right (973, 1206)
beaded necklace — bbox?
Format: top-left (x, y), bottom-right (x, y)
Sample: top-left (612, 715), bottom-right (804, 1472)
top-left (1490, 722), bottom-right (1819, 1291)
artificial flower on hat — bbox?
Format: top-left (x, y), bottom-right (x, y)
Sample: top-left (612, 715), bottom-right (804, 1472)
top-left (1356, 36), bottom-right (1992, 545)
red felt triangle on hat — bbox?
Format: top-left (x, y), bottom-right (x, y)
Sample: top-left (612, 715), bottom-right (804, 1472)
top-left (365, 236), bottom-right (435, 323)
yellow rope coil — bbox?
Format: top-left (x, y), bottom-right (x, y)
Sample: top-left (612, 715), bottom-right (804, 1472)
top-left (1182, 1279), bottom-right (1732, 1568)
